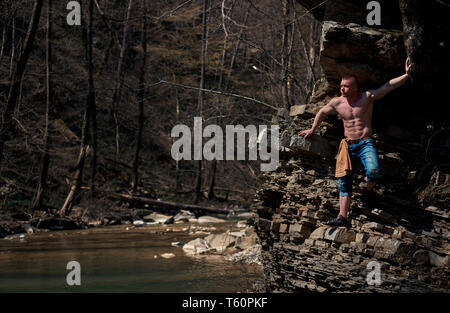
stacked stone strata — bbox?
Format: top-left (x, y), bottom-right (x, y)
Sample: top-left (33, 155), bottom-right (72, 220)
top-left (253, 115), bottom-right (449, 292)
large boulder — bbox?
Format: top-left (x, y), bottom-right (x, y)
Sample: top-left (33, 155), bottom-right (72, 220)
top-left (320, 21), bottom-right (405, 90)
top-left (280, 132), bottom-right (335, 158)
top-left (204, 233), bottom-right (236, 253)
top-left (182, 238), bottom-right (211, 255)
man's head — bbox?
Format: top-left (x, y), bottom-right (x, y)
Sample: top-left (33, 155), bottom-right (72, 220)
top-left (340, 75), bottom-right (359, 98)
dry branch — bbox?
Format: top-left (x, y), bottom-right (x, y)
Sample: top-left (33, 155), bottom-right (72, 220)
top-left (109, 192), bottom-right (231, 215)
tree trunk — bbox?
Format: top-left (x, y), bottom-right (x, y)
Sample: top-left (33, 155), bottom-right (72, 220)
top-left (32, 0), bottom-right (53, 210)
top-left (281, 0), bottom-right (294, 109)
top-left (0, 0), bottom-right (44, 169)
top-left (223, 3), bottom-right (250, 94)
top-left (94, 0), bottom-right (119, 76)
top-left (111, 0), bottom-right (134, 166)
top-left (87, 0), bottom-right (97, 197)
top-left (59, 144), bottom-right (90, 216)
top-left (174, 79), bottom-right (181, 192)
top-left (0, 26), bottom-right (6, 63)
top-left (109, 192), bottom-right (230, 215)
top-left (295, 9), bottom-right (317, 93)
top-left (9, 16), bottom-right (16, 76)
top-left (132, 0), bottom-right (147, 194)
top-left (59, 0), bottom-right (95, 215)
top-left (208, 159), bottom-right (217, 199)
top-left (195, 0), bottom-right (208, 204)
top-left (207, 0), bottom-right (237, 200)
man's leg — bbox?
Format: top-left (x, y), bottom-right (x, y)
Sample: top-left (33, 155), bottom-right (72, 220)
top-left (322, 174), bottom-right (352, 227)
top-left (339, 195), bottom-right (351, 218)
top-left (358, 139), bottom-right (381, 208)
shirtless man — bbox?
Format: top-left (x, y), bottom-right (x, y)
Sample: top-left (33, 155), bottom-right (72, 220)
top-left (298, 58), bottom-right (412, 227)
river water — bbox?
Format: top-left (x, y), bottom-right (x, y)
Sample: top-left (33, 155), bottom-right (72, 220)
top-left (0, 222), bottom-right (264, 292)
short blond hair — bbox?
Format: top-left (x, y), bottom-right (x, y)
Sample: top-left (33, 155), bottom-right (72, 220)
top-left (341, 75), bottom-right (359, 91)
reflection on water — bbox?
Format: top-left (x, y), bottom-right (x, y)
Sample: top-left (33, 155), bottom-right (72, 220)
top-left (0, 223), bottom-right (263, 293)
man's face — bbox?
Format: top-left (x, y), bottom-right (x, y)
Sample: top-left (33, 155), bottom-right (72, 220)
top-left (340, 78), bottom-right (357, 98)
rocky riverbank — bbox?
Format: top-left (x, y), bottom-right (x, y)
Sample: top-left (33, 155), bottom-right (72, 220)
top-left (252, 0), bottom-right (450, 293)
top-left (1, 204), bottom-right (263, 268)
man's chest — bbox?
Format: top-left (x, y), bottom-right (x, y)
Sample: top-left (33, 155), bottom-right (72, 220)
top-left (335, 99), bottom-right (372, 120)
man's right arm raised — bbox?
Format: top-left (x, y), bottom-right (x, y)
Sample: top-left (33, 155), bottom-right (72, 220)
top-left (298, 99), bottom-right (337, 139)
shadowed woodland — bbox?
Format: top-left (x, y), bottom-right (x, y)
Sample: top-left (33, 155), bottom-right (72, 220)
top-left (0, 0), bottom-right (321, 225)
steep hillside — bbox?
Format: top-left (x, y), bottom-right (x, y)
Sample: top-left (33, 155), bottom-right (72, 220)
top-left (0, 1), bottom-right (321, 232)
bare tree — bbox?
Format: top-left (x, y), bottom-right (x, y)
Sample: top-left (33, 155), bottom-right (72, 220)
top-left (32, 0), bottom-right (53, 210)
top-left (0, 25), bottom-right (6, 63)
top-left (195, 0), bottom-right (209, 204)
top-left (280, 0), bottom-right (293, 108)
top-left (88, 0), bottom-right (98, 197)
top-left (59, 0), bottom-right (96, 215)
top-left (208, 0), bottom-right (238, 199)
top-left (111, 0), bottom-right (134, 166)
top-left (9, 16), bottom-right (16, 76)
top-left (174, 84), bottom-right (182, 192)
top-left (132, 0), bottom-right (147, 193)
top-left (0, 0), bottom-right (44, 169)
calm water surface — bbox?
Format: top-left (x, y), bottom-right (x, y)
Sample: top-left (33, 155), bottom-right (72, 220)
top-left (0, 222), bottom-right (263, 292)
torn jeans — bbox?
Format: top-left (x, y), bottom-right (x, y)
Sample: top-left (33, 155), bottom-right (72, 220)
top-left (337, 138), bottom-right (381, 197)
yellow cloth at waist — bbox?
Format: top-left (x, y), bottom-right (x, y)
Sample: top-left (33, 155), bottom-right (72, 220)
top-left (335, 138), bottom-right (352, 178)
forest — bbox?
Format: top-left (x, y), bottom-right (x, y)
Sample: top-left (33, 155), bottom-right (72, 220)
top-left (0, 0), bottom-right (322, 225)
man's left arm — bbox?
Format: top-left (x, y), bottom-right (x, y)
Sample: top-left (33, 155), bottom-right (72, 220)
top-left (369, 58), bottom-right (412, 100)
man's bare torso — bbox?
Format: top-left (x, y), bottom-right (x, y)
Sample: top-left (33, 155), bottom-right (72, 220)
top-left (332, 91), bottom-right (374, 140)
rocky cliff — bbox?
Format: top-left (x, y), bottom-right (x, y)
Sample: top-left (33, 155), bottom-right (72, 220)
top-left (253, 0), bottom-right (449, 292)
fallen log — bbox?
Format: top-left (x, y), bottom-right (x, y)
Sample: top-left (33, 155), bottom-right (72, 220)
top-left (109, 193), bottom-right (231, 215)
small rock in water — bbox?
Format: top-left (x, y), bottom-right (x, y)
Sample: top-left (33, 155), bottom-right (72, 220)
top-left (133, 220), bottom-right (144, 226)
top-left (24, 224), bottom-right (34, 234)
top-left (4, 233), bottom-right (27, 241)
top-left (237, 212), bottom-right (257, 220)
top-left (194, 231), bottom-right (211, 236)
top-left (143, 213), bottom-right (174, 224)
top-left (160, 253), bottom-right (176, 259)
top-left (237, 220), bottom-right (247, 228)
top-left (171, 241), bottom-right (185, 247)
top-left (174, 210), bottom-right (195, 223)
top-left (198, 216), bottom-right (226, 224)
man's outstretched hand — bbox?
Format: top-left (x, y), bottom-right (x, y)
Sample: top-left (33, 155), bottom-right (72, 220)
top-left (298, 129), bottom-right (313, 139)
top-left (405, 57), bottom-right (412, 76)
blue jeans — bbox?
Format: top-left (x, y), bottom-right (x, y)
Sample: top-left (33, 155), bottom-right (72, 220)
top-left (337, 138), bottom-right (381, 197)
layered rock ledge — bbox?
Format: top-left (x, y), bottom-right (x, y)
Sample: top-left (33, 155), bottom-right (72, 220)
top-left (253, 0), bottom-right (449, 293)
top-left (253, 116), bottom-right (449, 292)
